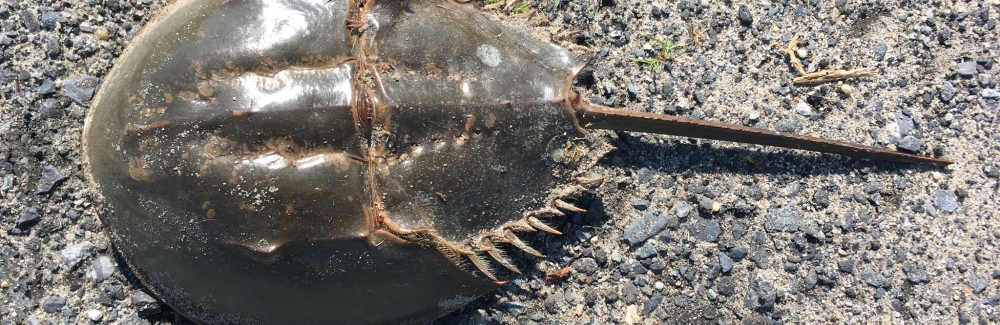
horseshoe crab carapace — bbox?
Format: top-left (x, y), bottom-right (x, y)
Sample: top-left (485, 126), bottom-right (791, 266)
top-left (80, 0), bottom-right (951, 324)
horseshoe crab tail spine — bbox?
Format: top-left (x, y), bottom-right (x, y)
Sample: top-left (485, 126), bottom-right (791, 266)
top-left (576, 103), bottom-right (954, 166)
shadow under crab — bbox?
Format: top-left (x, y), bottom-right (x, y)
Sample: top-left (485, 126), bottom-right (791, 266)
top-left (80, 0), bottom-right (950, 324)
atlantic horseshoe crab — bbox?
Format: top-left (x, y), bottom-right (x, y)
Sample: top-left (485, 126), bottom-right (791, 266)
top-left (80, 0), bottom-right (952, 324)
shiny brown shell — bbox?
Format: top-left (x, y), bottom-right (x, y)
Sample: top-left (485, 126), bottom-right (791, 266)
top-left (82, 0), bottom-right (595, 324)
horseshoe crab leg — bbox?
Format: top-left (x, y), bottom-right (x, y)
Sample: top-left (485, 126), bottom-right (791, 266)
top-left (576, 103), bottom-right (953, 166)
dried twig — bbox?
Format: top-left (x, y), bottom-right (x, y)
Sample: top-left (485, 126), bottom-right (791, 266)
top-left (781, 33), bottom-right (876, 85)
top-left (793, 68), bottom-right (876, 84)
top-left (782, 33), bottom-right (806, 75)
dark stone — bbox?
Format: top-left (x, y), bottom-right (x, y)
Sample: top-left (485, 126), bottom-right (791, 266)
top-left (40, 99), bottom-right (64, 119)
top-left (861, 267), bottom-right (885, 287)
top-left (958, 312), bottom-right (971, 324)
top-left (35, 165), bottom-right (66, 194)
top-left (804, 269), bottom-right (818, 291)
top-left (572, 258), bottom-right (598, 275)
top-left (63, 75), bottom-right (100, 105)
top-left (623, 209), bottom-right (669, 246)
top-left (775, 118), bottom-right (800, 133)
top-left (838, 260), bottom-right (855, 274)
top-left (892, 176), bottom-right (909, 190)
top-left (131, 291), bottom-right (162, 315)
top-left (719, 252), bottom-right (734, 273)
top-left (738, 5), bottom-right (753, 25)
top-left (765, 205), bottom-right (801, 232)
top-left (716, 276), bottom-right (736, 296)
top-left (46, 36), bottom-right (60, 57)
top-left (703, 219), bottom-right (721, 242)
top-left (42, 296), bottom-right (66, 313)
top-left (641, 295), bottom-right (663, 315)
top-left (874, 42), bottom-right (887, 61)
top-left (744, 271), bottom-right (776, 312)
top-left (729, 247), bottom-right (748, 261)
top-left (903, 262), bottom-right (930, 284)
top-left (16, 207), bottom-right (41, 229)
top-left (632, 200), bottom-right (650, 211)
top-left (20, 9), bottom-right (41, 31)
top-left (957, 61), bottom-right (976, 78)
top-left (40, 11), bottom-right (59, 30)
top-left (897, 137), bottom-right (924, 153)
top-left (941, 81), bottom-right (956, 101)
top-left (938, 28), bottom-right (951, 43)
top-left (118, 313), bottom-right (151, 325)
top-left (932, 189), bottom-right (958, 213)
top-left (864, 183), bottom-right (881, 195)
top-left (812, 190), bottom-right (830, 208)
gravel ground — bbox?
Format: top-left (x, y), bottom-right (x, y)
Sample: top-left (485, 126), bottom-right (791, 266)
top-left (1, 0), bottom-right (998, 324)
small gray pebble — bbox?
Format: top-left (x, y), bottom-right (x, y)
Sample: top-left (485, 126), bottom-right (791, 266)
top-left (737, 5), bottom-right (753, 25)
top-left (968, 273), bottom-right (988, 293)
top-left (957, 61), bottom-right (976, 78)
top-left (743, 271), bottom-right (775, 311)
top-left (897, 137), bottom-right (924, 153)
top-left (838, 260), bottom-right (855, 274)
top-left (641, 295), bottom-right (664, 315)
top-left (982, 88), bottom-right (1000, 99)
top-left (16, 207), bottom-right (41, 228)
top-left (873, 42), bottom-right (887, 61)
top-left (131, 291), bottom-right (162, 315)
top-left (40, 99), bottom-right (64, 119)
top-left (775, 118), bottom-right (800, 133)
top-left (940, 81), bottom-right (956, 101)
top-left (118, 313), bottom-right (151, 325)
top-left (932, 189), bottom-right (958, 213)
top-left (60, 241), bottom-right (95, 270)
top-left (39, 79), bottom-right (56, 95)
top-left (719, 253), bottom-right (734, 273)
top-left (674, 202), bottom-right (692, 218)
top-left (40, 11), bottom-right (59, 29)
top-left (42, 296), bottom-right (66, 313)
top-left (729, 247), bottom-right (748, 261)
top-left (892, 176), bottom-right (908, 190)
top-left (895, 112), bottom-right (914, 137)
top-left (765, 205), bottom-right (801, 232)
top-left (89, 256), bottom-right (116, 282)
top-left (63, 75), bottom-right (101, 105)
top-left (861, 267), bottom-right (885, 287)
top-left (716, 276), bottom-right (736, 296)
top-left (703, 219), bottom-right (721, 242)
top-left (35, 165), bottom-right (66, 194)
top-left (636, 242), bottom-right (657, 259)
top-left (902, 262), bottom-right (930, 284)
top-left (623, 209), bottom-right (669, 246)
top-left (803, 269), bottom-right (818, 291)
